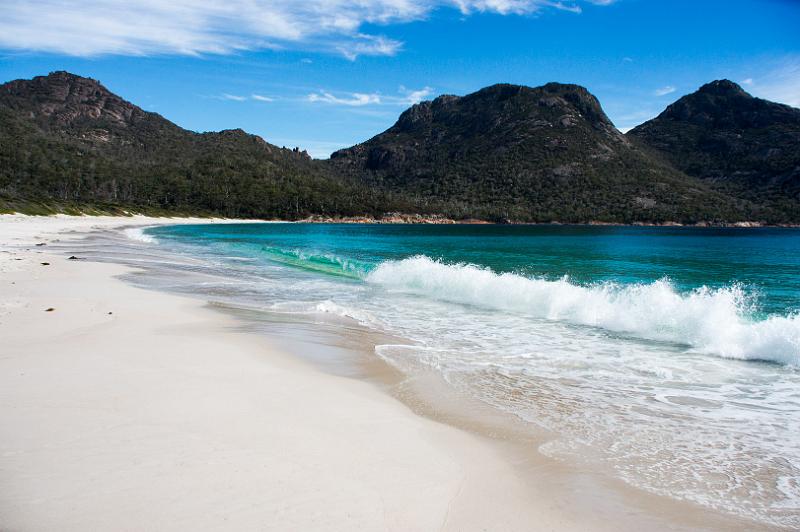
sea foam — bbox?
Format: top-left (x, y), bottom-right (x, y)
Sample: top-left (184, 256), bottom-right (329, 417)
top-left (367, 255), bottom-right (800, 365)
top-left (123, 227), bottom-right (158, 244)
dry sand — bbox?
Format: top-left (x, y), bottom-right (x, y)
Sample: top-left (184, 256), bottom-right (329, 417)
top-left (0, 215), bottom-right (763, 531)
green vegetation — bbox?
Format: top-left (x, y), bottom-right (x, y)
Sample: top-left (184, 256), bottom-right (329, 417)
top-left (628, 80), bottom-right (800, 222)
top-left (0, 72), bottom-right (400, 218)
top-left (1, 72), bottom-right (798, 223)
top-left (331, 83), bottom-right (785, 223)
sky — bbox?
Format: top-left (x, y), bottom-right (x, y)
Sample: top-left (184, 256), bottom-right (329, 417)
top-left (1, 0), bottom-right (799, 158)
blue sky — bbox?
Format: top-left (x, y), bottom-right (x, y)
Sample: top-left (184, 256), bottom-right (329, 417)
top-left (1, 0), bottom-right (799, 158)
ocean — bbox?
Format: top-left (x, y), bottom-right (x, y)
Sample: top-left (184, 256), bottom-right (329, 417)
top-left (102, 223), bottom-right (800, 527)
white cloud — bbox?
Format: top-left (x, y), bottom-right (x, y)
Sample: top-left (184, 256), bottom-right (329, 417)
top-left (654, 85), bottom-right (676, 96)
top-left (741, 78), bottom-right (754, 86)
top-left (337, 34), bottom-right (403, 61)
top-left (251, 94), bottom-right (274, 102)
top-left (453, 0), bottom-right (546, 15)
top-left (308, 91), bottom-right (382, 106)
top-left (220, 93), bottom-right (246, 101)
top-left (398, 85), bottom-right (435, 104)
top-left (307, 85), bottom-right (436, 107)
top-left (452, 0), bottom-right (595, 15)
top-left (0, 1), bottom-right (612, 59)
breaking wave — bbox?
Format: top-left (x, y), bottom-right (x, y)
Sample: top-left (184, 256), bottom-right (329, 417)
top-left (123, 227), bottom-right (158, 244)
top-left (367, 256), bottom-right (800, 364)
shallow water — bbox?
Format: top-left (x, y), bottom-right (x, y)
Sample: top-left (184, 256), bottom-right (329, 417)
top-left (114, 223), bottom-right (800, 527)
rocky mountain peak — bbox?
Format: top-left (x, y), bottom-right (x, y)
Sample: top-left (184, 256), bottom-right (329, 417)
top-left (0, 71), bottom-right (144, 130)
top-left (388, 81), bottom-right (614, 139)
top-left (695, 79), bottom-right (749, 98)
top-left (628, 80), bottom-right (800, 194)
top-left (643, 78), bottom-right (800, 129)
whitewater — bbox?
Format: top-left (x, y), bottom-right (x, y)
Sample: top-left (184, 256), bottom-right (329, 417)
top-left (368, 256), bottom-right (800, 365)
top-left (88, 222), bottom-right (800, 527)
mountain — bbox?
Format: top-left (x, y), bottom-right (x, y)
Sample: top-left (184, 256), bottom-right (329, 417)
top-left (330, 83), bottom-right (759, 223)
top-left (2, 72), bottom-right (798, 224)
top-left (0, 71), bottom-right (390, 218)
top-left (627, 80), bottom-right (800, 216)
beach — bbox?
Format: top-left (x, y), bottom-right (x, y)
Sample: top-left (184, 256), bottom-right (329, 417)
top-left (0, 215), bottom-right (778, 531)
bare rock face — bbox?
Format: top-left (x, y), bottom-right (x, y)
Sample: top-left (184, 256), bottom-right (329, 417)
top-left (1, 71), bottom-right (143, 129)
top-left (0, 71), bottom-right (190, 159)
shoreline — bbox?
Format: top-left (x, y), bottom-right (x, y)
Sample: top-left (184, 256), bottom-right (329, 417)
top-left (0, 215), bottom-right (774, 530)
top-left (301, 213), bottom-right (800, 228)
top-left (4, 210), bottom-right (799, 228)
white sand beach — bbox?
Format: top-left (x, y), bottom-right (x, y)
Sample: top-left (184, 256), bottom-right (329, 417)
top-left (0, 215), bottom-right (570, 531)
top-left (0, 215), bottom-right (764, 531)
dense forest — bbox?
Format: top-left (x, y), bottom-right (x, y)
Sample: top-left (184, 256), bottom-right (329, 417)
top-left (330, 83), bottom-right (781, 223)
top-left (0, 72), bottom-right (408, 218)
top-left (628, 80), bottom-right (800, 220)
top-left (1, 71), bottom-right (798, 223)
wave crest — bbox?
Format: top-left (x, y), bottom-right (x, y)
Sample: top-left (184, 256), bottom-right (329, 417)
top-left (260, 246), bottom-right (368, 278)
top-left (123, 227), bottom-right (157, 244)
top-left (366, 256), bottom-right (800, 364)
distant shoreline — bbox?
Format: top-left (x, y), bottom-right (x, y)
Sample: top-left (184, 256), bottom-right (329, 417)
top-left (300, 213), bottom-right (800, 228)
top-left (4, 209), bottom-right (799, 228)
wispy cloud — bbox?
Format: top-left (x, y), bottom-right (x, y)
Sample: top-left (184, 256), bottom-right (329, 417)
top-left (398, 85), bottom-right (435, 104)
top-left (338, 34), bottom-right (403, 61)
top-left (654, 85), bottom-right (676, 96)
top-left (215, 93), bottom-right (275, 102)
top-left (220, 93), bottom-right (247, 101)
top-left (308, 91), bottom-right (382, 106)
top-left (453, 0), bottom-right (592, 15)
top-left (307, 86), bottom-right (436, 107)
top-left (0, 1), bottom-right (613, 60)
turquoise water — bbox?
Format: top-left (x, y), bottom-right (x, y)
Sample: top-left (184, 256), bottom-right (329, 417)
top-left (135, 223), bottom-right (800, 526)
top-left (151, 223), bottom-right (800, 312)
